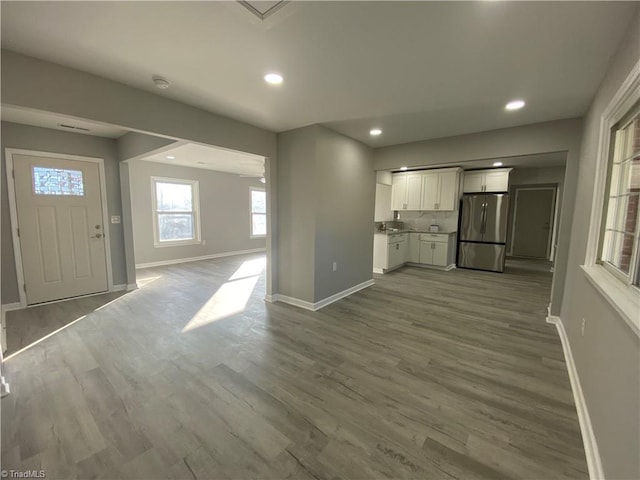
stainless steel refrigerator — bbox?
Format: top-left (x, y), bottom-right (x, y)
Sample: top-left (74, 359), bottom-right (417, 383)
top-left (458, 193), bottom-right (509, 272)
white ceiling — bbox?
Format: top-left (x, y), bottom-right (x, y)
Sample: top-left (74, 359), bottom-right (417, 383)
top-left (142, 142), bottom-right (265, 177)
top-left (1, 1), bottom-right (637, 147)
top-left (1, 105), bottom-right (127, 138)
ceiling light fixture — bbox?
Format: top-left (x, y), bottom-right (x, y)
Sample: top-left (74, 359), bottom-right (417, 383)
top-left (505, 100), bottom-right (525, 111)
top-left (493, 161), bottom-right (503, 167)
top-left (370, 128), bottom-right (382, 136)
top-left (264, 73), bottom-right (283, 85)
top-left (153, 75), bottom-right (171, 89)
top-left (166, 155), bottom-right (175, 160)
top-left (400, 166), bottom-right (408, 171)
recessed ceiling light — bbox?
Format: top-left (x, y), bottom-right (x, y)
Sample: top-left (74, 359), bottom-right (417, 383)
top-left (493, 161), bottom-right (503, 167)
top-left (166, 155), bottom-right (175, 160)
top-left (370, 128), bottom-right (382, 136)
top-left (152, 75), bottom-right (170, 89)
top-left (264, 73), bottom-right (283, 85)
top-left (400, 166), bottom-right (408, 171)
top-left (505, 100), bottom-right (525, 111)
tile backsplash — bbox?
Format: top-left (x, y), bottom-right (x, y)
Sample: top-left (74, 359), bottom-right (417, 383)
top-left (396, 210), bottom-right (459, 232)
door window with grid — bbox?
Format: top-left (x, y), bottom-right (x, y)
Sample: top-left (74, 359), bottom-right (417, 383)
top-left (600, 105), bottom-right (640, 287)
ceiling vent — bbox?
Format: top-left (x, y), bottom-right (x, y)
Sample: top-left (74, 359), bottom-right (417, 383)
top-left (237, 1), bottom-right (288, 21)
top-left (58, 123), bottom-right (90, 132)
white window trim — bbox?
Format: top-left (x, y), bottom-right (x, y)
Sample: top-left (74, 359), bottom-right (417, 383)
top-left (151, 176), bottom-right (201, 248)
top-left (250, 186), bottom-right (266, 239)
top-left (583, 58), bottom-right (640, 337)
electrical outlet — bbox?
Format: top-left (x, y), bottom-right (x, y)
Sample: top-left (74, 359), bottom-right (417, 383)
top-left (581, 318), bottom-right (586, 336)
top-left (332, 262), bottom-right (337, 272)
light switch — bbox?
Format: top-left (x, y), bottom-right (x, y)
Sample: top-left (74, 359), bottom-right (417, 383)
top-left (111, 215), bottom-right (121, 224)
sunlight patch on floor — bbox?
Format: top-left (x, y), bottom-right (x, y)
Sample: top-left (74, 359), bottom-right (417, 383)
top-left (229, 257), bottom-right (266, 281)
top-left (182, 259), bottom-right (264, 332)
top-left (136, 275), bottom-right (162, 288)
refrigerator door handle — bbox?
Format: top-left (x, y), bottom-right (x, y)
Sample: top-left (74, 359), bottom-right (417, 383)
top-left (480, 202), bottom-right (487, 236)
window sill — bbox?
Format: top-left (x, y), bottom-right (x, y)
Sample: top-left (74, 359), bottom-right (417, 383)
top-left (250, 235), bottom-right (266, 240)
top-left (154, 239), bottom-right (201, 248)
top-left (581, 265), bottom-right (640, 337)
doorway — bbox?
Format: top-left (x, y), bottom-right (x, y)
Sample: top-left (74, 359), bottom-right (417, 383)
top-left (6, 150), bottom-right (111, 306)
top-left (510, 186), bottom-right (557, 259)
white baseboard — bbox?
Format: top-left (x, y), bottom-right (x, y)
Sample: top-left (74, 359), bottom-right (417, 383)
top-left (264, 294), bottom-right (277, 303)
top-left (135, 248), bottom-right (266, 269)
top-left (546, 315), bottom-right (604, 480)
top-left (275, 279), bottom-right (375, 312)
top-left (314, 279), bottom-right (375, 310)
top-left (376, 263), bottom-right (455, 274)
top-left (274, 294), bottom-right (315, 311)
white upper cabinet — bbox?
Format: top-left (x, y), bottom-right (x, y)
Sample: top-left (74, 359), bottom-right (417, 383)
top-left (406, 175), bottom-right (422, 210)
top-left (374, 183), bottom-right (394, 221)
top-left (421, 173), bottom-right (439, 211)
top-left (483, 170), bottom-right (510, 192)
top-left (392, 173), bottom-right (422, 210)
top-left (420, 168), bottom-right (461, 211)
top-left (463, 168), bottom-right (512, 193)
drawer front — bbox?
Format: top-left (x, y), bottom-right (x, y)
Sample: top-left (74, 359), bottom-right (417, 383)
top-left (388, 233), bottom-right (407, 244)
top-left (420, 233), bottom-right (447, 242)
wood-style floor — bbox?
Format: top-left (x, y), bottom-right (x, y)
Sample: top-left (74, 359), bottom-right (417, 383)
top-left (1, 254), bottom-right (588, 479)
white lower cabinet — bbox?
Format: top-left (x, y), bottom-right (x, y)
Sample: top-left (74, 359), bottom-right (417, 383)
top-left (373, 233), bottom-right (407, 273)
top-left (408, 233), bottom-right (421, 263)
top-left (374, 232), bottom-right (455, 273)
top-left (388, 238), bottom-right (406, 269)
top-left (418, 233), bottom-right (456, 268)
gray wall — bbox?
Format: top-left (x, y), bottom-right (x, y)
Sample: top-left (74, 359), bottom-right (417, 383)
top-left (1, 121), bottom-right (127, 304)
top-left (276, 127), bottom-right (317, 302)
top-left (560, 8), bottom-right (640, 479)
top-left (129, 160), bottom-right (266, 266)
top-left (314, 125), bottom-right (375, 301)
top-left (373, 118), bottom-right (583, 316)
top-left (507, 166), bottom-right (566, 255)
top-left (277, 125), bottom-right (375, 303)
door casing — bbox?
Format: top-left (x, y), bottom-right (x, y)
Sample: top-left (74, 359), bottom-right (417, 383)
top-left (5, 148), bottom-right (114, 308)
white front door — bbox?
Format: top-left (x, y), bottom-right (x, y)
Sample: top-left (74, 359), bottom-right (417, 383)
top-left (13, 154), bottom-right (108, 304)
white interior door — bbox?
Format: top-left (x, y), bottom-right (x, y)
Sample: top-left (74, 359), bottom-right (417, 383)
top-left (511, 187), bottom-right (556, 259)
top-left (13, 154), bottom-right (108, 304)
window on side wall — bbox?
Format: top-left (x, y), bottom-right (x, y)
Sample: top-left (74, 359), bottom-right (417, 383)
top-left (250, 187), bottom-right (266, 238)
top-left (152, 177), bottom-right (201, 247)
top-left (599, 103), bottom-right (640, 288)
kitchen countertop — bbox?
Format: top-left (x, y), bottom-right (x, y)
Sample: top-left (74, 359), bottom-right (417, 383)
top-left (375, 229), bottom-right (457, 235)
